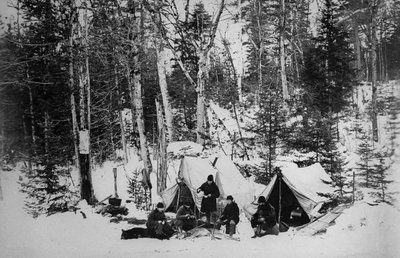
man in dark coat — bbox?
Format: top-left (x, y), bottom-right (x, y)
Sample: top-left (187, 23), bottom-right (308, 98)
top-left (146, 202), bottom-right (174, 239)
top-left (174, 202), bottom-right (196, 232)
top-left (197, 174), bottom-right (220, 223)
top-left (216, 195), bottom-right (240, 236)
top-left (250, 196), bottom-right (279, 238)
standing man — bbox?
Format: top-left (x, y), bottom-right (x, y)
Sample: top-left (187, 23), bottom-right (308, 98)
top-left (250, 196), bottom-right (279, 238)
top-left (197, 174), bottom-right (220, 223)
top-left (216, 195), bottom-right (240, 236)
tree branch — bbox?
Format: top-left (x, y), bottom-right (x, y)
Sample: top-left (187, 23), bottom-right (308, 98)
top-left (206, 0), bottom-right (226, 50)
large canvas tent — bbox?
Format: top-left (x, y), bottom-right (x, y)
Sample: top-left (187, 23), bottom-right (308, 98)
top-left (245, 163), bottom-right (336, 226)
top-left (161, 155), bottom-right (254, 212)
top-left (212, 154), bottom-right (254, 208)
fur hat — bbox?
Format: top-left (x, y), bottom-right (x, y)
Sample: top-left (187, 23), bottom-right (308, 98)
top-left (207, 174), bottom-right (214, 181)
top-left (156, 202), bottom-right (164, 208)
top-left (257, 196), bottom-right (266, 204)
top-left (227, 195), bottom-right (233, 201)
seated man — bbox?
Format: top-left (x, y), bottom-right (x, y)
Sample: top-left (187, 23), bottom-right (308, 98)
top-left (216, 195), bottom-right (240, 236)
top-left (146, 202), bottom-right (174, 239)
top-left (175, 201), bottom-right (197, 232)
top-left (251, 196), bottom-right (279, 238)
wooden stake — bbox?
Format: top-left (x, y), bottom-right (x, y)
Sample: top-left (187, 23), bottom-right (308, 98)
top-left (113, 167), bottom-right (118, 198)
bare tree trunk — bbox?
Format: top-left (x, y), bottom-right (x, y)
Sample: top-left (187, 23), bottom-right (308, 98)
top-left (155, 46), bottom-right (174, 142)
top-left (256, 0), bottom-right (263, 106)
top-left (69, 2), bottom-right (80, 170)
top-left (280, 0), bottom-right (289, 100)
top-left (44, 111), bottom-right (49, 157)
top-left (370, 5), bottom-right (378, 142)
top-left (237, 0), bottom-right (243, 103)
top-left (28, 86), bottom-right (36, 147)
top-left (0, 110), bottom-right (4, 160)
top-left (77, 0), bottom-right (94, 204)
top-left (115, 68), bottom-right (128, 164)
top-left (0, 108), bottom-right (3, 200)
top-left (132, 57), bottom-right (152, 189)
top-left (155, 100), bottom-right (167, 193)
top-left (151, 2), bottom-right (174, 142)
top-left (130, 8), bottom-right (153, 190)
top-left (196, 50), bottom-right (208, 145)
top-left (0, 171), bottom-right (3, 201)
top-left (353, 18), bottom-right (362, 75)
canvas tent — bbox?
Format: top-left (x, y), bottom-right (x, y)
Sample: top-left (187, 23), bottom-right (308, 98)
top-left (161, 154), bottom-right (254, 212)
top-left (212, 154), bottom-right (254, 208)
top-left (245, 163), bottom-right (336, 226)
top-left (161, 156), bottom-right (217, 212)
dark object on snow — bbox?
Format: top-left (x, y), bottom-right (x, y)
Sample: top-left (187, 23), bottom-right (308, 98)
top-left (125, 218), bottom-right (148, 225)
top-left (80, 211), bottom-right (87, 219)
top-left (98, 195), bottom-right (112, 204)
top-left (96, 204), bottom-right (128, 216)
top-left (121, 227), bottom-right (159, 239)
top-left (109, 198), bottom-right (122, 206)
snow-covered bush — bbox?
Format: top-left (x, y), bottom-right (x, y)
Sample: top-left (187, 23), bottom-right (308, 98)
top-left (19, 162), bottom-right (79, 218)
top-left (126, 168), bottom-right (151, 210)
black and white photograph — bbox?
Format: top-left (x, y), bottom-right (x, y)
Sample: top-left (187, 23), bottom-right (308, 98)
top-left (0, 0), bottom-right (399, 257)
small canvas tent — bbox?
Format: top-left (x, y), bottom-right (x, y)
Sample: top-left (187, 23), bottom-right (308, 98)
top-left (245, 163), bottom-right (336, 227)
top-left (161, 157), bottom-right (218, 212)
top-left (161, 154), bottom-right (254, 212)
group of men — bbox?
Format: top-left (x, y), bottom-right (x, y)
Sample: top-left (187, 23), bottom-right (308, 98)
top-left (146, 174), bottom-right (279, 239)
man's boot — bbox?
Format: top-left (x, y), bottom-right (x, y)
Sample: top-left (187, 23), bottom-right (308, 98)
top-left (251, 226), bottom-right (260, 238)
top-left (229, 221), bottom-right (236, 236)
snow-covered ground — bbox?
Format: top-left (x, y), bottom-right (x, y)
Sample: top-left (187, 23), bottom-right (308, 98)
top-left (1, 81), bottom-right (400, 257)
top-left (1, 164), bottom-right (399, 258)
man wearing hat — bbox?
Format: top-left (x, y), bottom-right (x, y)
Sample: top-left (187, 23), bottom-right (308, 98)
top-left (197, 174), bottom-right (220, 223)
top-left (146, 202), bottom-right (174, 239)
top-left (175, 201), bottom-right (196, 232)
top-left (216, 195), bottom-right (240, 236)
top-left (250, 196), bottom-right (279, 238)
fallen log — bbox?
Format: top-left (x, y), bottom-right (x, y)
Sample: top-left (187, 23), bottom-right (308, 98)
top-left (296, 204), bottom-right (349, 236)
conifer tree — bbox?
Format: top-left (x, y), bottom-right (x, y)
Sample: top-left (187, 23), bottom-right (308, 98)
top-left (371, 150), bottom-right (392, 203)
top-left (356, 130), bottom-right (374, 188)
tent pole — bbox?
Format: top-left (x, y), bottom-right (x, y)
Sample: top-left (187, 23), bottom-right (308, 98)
top-left (278, 171), bottom-right (282, 226)
top-left (176, 184), bottom-right (181, 212)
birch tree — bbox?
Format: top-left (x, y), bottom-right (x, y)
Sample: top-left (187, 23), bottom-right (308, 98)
top-left (125, 3), bottom-right (153, 190)
top-left (367, 0), bottom-right (381, 142)
top-left (144, 0), bottom-right (226, 145)
top-left (74, 0), bottom-right (94, 203)
top-left (279, 0), bottom-right (289, 100)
